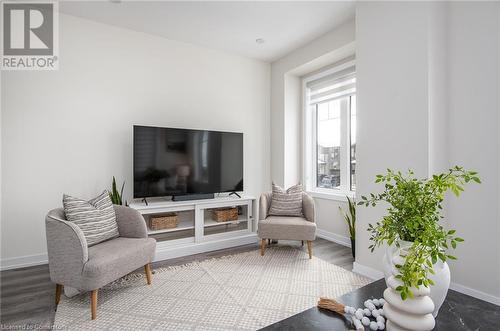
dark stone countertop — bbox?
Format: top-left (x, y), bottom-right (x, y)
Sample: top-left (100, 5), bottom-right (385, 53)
top-left (261, 279), bottom-right (500, 331)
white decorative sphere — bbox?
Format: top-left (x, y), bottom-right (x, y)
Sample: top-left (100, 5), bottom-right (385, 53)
top-left (372, 309), bottom-right (380, 318)
top-left (373, 299), bottom-right (380, 307)
top-left (348, 307), bottom-right (356, 315)
top-left (379, 308), bottom-right (385, 316)
top-left (376, 315), bottom-right (385, 323)
top-left (355, 309), bottom-right (364, 320)
top-left (370, 321), bottom-right (379, 330)
top-left (379, 298), bottom-right (386, 305)
top-left (377, 321), bottom-right (385, 330)
top-left (353, 318), bottom-right (363, 329)
top-left (364, 301), bottom-right (376, 310)
top-left (361, 316), bottom-right (370, 326)
top-left (364, 308), bottom-right (372, 316)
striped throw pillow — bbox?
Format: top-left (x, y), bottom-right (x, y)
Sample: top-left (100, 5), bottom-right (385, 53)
top-left (63, 191), bottom-right (119, 246)
top-left (268, 183), bottom-right (304, 217)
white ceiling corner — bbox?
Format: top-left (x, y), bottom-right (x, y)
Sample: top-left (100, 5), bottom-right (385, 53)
top-left (59, 1), bottom-right (356, 62)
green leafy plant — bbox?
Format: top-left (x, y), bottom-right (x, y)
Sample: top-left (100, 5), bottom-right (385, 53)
top-left (109, 176), bottom-right (125, 205)
top-left (358, 166), bottom-right (480, 300)
top-left (339, 196), bottom-right (356, 258)
top-left (339, 196), bottom-right (356, 241)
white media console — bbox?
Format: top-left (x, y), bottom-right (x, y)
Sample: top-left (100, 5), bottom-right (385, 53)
top-left (129, 195), bottom-right (259, 262)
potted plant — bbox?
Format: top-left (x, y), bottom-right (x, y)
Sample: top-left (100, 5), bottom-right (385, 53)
top-left (358, 166), bottom-right (480, 317)
top-left (109, 176), bottom-right (125, 205)
top-left (339, 196), bottom-right (356, 258)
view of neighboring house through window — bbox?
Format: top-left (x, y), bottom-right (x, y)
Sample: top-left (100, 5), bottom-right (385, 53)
top-left (304, 58), bottom-right (356, 195)
top-left (350, 95), bottom-right (356, 190)
top-left (316, 99), bottom-right (341, 189)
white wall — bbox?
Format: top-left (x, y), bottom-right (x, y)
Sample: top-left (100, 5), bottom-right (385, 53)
top-left (355, 0), bottom-right (430, 270)
top-left (1, 14), bottom-right (270, 265)
top-left (355, 1), bottom-right (500, 302)
top-left (271, 20), bottom-right (355, 187)
top-left (283, 74), bottom-right (301, 187)
top-left (270, 20), bottom-right (355, 243)
top-left (446, 2), bottom-right (500, 300)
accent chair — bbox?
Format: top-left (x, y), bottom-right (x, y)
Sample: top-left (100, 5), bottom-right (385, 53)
top-left (258, 192), bottom-right (316, 258)
top-left (45, 205), bottom-right (156, 320)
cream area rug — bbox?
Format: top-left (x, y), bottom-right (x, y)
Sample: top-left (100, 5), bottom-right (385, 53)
top-left (54, 246), bottom-right (370, 330)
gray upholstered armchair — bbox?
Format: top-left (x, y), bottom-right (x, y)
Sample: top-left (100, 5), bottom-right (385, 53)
top-left (45, 205), bottom-right (156, 320)
top-left (258, 192), bottom-right (316, 258)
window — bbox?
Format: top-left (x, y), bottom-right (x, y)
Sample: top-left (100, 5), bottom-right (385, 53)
top-left (303, 59), bottom-right (356, 197)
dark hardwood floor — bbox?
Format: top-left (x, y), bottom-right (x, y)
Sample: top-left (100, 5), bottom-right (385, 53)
top-left (0, 238), bottom-right (353, 329)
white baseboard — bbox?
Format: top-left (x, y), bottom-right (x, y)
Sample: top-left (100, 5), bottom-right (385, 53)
top-left (0, 235), bottom-right (259, 271)
top-left (449, 281), bottom-right (500, 306)
top-left (0, 253), bottom-right (48, 271)
top-left (352, 261), bottom-right (384, 280)
top-left (316, 229), bottom-right (351, 247)
top-left (352, 262), bottom-right (500, 307)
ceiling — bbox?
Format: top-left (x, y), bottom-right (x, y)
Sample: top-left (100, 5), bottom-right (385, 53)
top-left (59, 1), bottom-right (355, 62)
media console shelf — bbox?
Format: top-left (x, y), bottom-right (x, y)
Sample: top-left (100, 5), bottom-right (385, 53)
top-left (129, 195), bottom-right (258, 262)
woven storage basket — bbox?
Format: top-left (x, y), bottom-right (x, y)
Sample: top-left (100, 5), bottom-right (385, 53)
top-left (212, 207), bottom-right (238, 222)
top-left (149, 213), bottom-right (178, 230)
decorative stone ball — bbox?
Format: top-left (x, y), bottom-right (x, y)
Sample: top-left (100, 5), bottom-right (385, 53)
top-left (376, 315), bottom-right (385, 323)
top-left (363, 308), bottom-right (372, 316)
top-left (364, 301), bottom-right (376, 311)
top-left (377, 321), bottom-right (385, 330)
top-left (353, 318), bottom-right (363, 330)
top-left (355, 309), bottom-right (364, 320)
top-left (372, 298), bottom-right (380, 307)
top-left (347, 307), bottom-right (356, 315)
top-left (372, 309), bottom-right (380, 318)
top-left (378, 308), bottom-right (385, 316)
top-left (379, 298), bottom-right (386, 305)
top-left (361, 317), bottom-right (370, 326)
top-left (344, 306), bottom-right (351, 314)
top-left (370, 321), bottom-right (379, 330)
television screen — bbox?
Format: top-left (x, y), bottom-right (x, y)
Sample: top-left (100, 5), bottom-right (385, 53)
top-left (133, 125), bottom-right (243, 198)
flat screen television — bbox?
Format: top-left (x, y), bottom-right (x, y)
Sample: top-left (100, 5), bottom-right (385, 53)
top-left (133, 125), bottom-right (243, 199)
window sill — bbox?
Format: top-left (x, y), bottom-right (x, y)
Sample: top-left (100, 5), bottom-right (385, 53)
top-left (306, 189), bottom-right (355, 202)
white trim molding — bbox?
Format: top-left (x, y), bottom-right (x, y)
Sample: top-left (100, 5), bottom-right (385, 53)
top-left (0, 236), bottom-right (260, 272)
top-left (449, 282), bottom-right (500, 306)
top-left (308, 190), bottom-right (355, 202)
top-left (1, 253), bottom-right (48, 271)
top-left (352, 262), bottom-right (384, 280)
top-left (316, 229), bottom-right (351, 247)
top-left (352, 262), bottom-right (500, 306)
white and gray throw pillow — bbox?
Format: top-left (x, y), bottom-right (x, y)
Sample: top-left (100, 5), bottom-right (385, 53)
top-left (268, 183), bottom-right (304, 217)
top-left (63, 191), bottom-right (119, 246)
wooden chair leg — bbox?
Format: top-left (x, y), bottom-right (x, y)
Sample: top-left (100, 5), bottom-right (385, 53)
top-left (267, 239), bottom-right (271, 245)
top-left (307, 241), bottom-right (313, 259)
top-left (145, 263), bottom-right (152, 285)
top-left (90, 289), bottom-right (98, 320)
top-left (260, 239), bottom-right (266, 256)
top-left (55, 284), bottom-right (63, 305)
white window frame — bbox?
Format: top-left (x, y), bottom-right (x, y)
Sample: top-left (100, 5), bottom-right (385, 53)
top-left (302, 60), bottom-right (356, 202)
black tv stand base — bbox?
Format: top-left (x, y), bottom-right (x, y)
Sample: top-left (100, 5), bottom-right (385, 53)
top-left (229, 191), bottom-right (241, 198)
top-left (172, 193), bottom-right (215, 202)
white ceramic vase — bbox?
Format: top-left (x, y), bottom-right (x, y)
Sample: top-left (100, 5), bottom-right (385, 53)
top-left (383, 241), bottom-right (450, 317)
top-left (383, 274), bottom-right (435, 331)
top-left (383, 249), bottom-right (436, 331)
